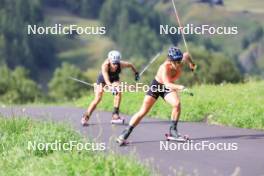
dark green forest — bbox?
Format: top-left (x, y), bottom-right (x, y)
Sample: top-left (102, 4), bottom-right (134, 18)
top-left (0, 0), bottom-right (263, 103)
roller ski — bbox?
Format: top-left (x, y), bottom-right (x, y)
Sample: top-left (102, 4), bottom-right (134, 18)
top-left (165, 133), bottom-right (190, 142)
top-left (116, 126), bottom-right (133, 146)
top-left (116, 135), bottom-right (129, 146)
top-left (81, 113), bottom-right (89, 126)
top-left (165, 128), bottom-right (190, 142)
top-left (111, 113), bottom-right (125, 124)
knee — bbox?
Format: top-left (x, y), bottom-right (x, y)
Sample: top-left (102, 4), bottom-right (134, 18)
top-left (115, 92), bottom-right (122, 99)
top-left (117, 92), bottom-right (122, 97)
top-left (172, 101), bottom-right (181, 110)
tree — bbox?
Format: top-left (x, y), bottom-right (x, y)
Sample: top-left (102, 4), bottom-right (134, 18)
top-left (0, 0), bottom-right (56, 79)
top-left (80, 0), bottom-right (105, 18)
top-left (42, 0), bottom-right (105, 18)
top-left (48, 63), bottom-right (90, 101)
top-left (177, 45), bottom-right (241, 85)
top-left (100, 0), bottom-right (167, 59)
top-left (119, 24), bottom-right (161, 58)
top-left (0, 65), bottom-right (41, 104)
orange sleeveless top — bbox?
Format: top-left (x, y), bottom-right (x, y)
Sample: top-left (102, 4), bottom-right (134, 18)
top-left (155, 61), bottom-right (182, 84)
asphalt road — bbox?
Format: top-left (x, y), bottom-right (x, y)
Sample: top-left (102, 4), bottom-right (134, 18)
top-left (0, 106), bottom-right (264, 176)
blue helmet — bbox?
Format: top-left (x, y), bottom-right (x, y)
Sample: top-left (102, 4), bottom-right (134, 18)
top-left (168, 47), bottom-right (183, 61)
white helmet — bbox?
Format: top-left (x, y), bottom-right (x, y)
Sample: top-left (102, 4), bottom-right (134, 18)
top-left (108, 50), bottom-right (121, 64)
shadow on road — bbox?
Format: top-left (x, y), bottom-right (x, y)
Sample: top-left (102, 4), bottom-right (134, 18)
top-left (193, 134), bottom-right (264, 141)
top-left (121, 134), bottom-right (264, 146)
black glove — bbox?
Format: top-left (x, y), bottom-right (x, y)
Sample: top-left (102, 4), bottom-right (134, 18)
top-left (135, 72), bottom-right (140, 81)
top-left (190, 63), bottom-right (196, 72)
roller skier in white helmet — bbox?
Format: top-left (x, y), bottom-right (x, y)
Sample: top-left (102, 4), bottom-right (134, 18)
top-left (81, 50), bottom-right (140, 126)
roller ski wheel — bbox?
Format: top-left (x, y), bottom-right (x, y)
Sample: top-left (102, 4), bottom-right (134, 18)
top-left (111, 114), bottom-right (125, 124)
top-left (165, 133), bottom-right (190, 142)
top-left (111, 118), bottom-right (125, 124)
top-left (116, 136), bottom-right (129, 146)
top-left (81, 115), bottom-right (89, 127)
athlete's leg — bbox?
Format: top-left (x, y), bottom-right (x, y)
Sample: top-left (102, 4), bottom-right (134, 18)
top-left (118, 95), bottom-right (157, 141)
top-left (164, 91), bottom-right (181, 121)
top-left (112, 81), bottom-right (122, 119)
top-left (84, 84), bottom-right (104, 120)
top-left (129, 95), bottom-right (156, 126)
top-left (164, 91), bottom-right (181, 137)
top-left (114, 92), bottom-right (121, 109)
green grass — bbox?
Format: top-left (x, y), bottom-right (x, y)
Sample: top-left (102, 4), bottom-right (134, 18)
top-left (156, 0), bottom-right (264, 59)
top-left (0, 117), bottom-right (153, 176)
top-left (225, 0), bottom-right (264, 13)
top-left (76, 81), bottom-right (264, 130)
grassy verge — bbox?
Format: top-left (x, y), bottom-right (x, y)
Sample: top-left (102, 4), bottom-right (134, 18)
top-left (76, 81), bottom-right (264, 130)
top-left (225, 0), bottom-right (264, 13)
top-left (0, 117), bottom-right (153, 176)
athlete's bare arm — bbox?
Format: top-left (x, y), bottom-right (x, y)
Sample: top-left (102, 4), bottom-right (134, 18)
top-left (120, 61), bottom-right (138, 73)
top-left (162, 64), bottom-right (184, 91)
top-left (101, 60), bottom-right (111, 85)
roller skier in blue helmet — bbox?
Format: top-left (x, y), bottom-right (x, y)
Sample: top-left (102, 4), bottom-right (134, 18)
top-left (116, 46), bottom-right (196, 144)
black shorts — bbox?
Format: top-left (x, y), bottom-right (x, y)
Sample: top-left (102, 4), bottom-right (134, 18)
top-left (146, 79), bottom-right (171, 99)
top-left (96, 74), bottom-right (120, 85)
